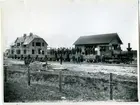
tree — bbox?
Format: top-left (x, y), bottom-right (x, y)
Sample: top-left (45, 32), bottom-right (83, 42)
top-left (79, 48), bottom-right (82, 54)
top-left (60, 51), bottom-right (63, 64)
top-left (72, 48), bottom-right (76, 54)
top-left (85, 48), bottom-right (87, 55)
top-left (54, 51), bottom-right (58, 61)
top-left (92, 47), bottom-right (95, 54)
top-left (87, 48), bottom-right (90, 55)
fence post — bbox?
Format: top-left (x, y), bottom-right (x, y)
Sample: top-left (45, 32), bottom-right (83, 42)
top-left (59, 70), bottom-right (62, 92)
top-left (4, 65), bottom-right (7, 82)
top-left (110, 73), bottom-right (113, 100)
top-left (27, 66), bottom-right (31, 86)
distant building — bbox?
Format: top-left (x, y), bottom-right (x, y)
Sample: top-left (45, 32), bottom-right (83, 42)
top-left (9, 33), bottom-right (48, 60)
top-left (4, 49), bottom-right (10, 57)
top-left (74, 33), bottom-right (123, 56)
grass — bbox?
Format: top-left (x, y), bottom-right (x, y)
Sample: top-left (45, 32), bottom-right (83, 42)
top-left (4, 66), bottom-right (138, 102)
top-left (3, 58), bottom-right (138, 102)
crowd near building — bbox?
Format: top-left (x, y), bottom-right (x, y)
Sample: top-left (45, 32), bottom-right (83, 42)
top-left (5, 32), bottom-right (137, 64)
top-left (74, 33), bottom-right (122, 56)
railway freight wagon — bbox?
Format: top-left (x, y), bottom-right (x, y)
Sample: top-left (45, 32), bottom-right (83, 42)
top-left (103, 50), bottom-right (136, 64)
top-left (47, 47), bottom-right (137, 64)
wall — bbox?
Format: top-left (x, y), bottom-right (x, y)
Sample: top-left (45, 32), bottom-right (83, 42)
top-left (28, 38), bottom-right (48, 58)
top-left (9, 38), bottom-right (48, 59)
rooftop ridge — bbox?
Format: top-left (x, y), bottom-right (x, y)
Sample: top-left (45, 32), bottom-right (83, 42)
top-left (74, 33), bottom-right (122, 45)
top-left (80, 32), bottom-right (118, 37)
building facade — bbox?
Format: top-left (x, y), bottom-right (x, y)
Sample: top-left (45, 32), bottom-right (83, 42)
top-left (9, 33), bottom-right (48, 60)
top-left (74, 33), bottom-right (123, 57)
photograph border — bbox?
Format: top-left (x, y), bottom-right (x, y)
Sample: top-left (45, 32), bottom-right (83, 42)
top-left (1, 0), bottom-right (140, 104)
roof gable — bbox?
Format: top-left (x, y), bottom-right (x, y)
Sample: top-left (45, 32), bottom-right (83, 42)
top-left (15, 37), bottom-right (24, 43)
top-left (14, 34), bottom-right (48, 45)
top-left (30, 37), bottom-right (48, 46)
top-left (23, 35), bottom-right (40, 45)
top-left (74, 33), bottom-right (123, 45)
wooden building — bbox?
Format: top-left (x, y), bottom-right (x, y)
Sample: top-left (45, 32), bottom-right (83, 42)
top-left (74, 33), bottom-right (123, 56)
top-left (9, 33), bottom-right (48, 60)
top-left (4, 49), bottom-right (10, 57)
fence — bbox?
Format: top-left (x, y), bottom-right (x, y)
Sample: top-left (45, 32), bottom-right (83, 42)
top-left (4, 65), bottom-right (137, 101)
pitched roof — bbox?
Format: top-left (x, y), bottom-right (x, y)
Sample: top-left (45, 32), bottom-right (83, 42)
top-left (15, 34), bottom-right (47, 45)
top-left (23, 35), bottom-right (40, 45)
top-left (74, 33), bottom-right (123, 45)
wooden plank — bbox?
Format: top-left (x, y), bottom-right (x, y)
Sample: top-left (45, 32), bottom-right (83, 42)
top-left (27, 66), bottom-right (31, 86)
top-left (110, 73), bottom-right (113, 100)
top-left (6, 69), bottom-right (137, 83)
top-left (59, 70), bottom-right (62, 92)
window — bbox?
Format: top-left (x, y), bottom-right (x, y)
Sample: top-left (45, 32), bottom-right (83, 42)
top-left (103, 46), bottom-right (106, 51)
top-left (11, 46), bottom-right (14, 48)
top-left (17, 43), bottom-right (20, 46)
top-left (11, 50), bottom-right (14, 54)
top-left (42, 42), bottom-right (44, 46)
top-left (100, 46), bottom-right (106, 52)
top-left (106, 46), bottom-right (109, 50)
top-left (32, 42), bottom-right (34, 46)
top-left (42, 51), bottom-right (44, 55)
top-left (24, 50), bottom-right (26, 54)
top-left (21, 42), bottom-right (23, 45)
top-left (36, 42), bottom-right (41, 46)
top-left (113, 45), bottom-right (118, 50)
top-left (109, 46), bottom-right (112, 50)
top-left (38, 49), bottom-right (41, 54)
top-left (32, 49), bottom-right (35, 54)
top-left (16, 50), bottom-right (20, 54)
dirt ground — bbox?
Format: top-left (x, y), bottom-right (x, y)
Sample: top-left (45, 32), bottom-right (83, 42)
top-left (4, 58), bottom-right (138, 102)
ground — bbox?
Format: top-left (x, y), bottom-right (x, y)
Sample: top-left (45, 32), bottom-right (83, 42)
top-left (4, 58), bottom-right (138, 102)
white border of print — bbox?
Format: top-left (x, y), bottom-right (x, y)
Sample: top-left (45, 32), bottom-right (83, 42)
top-left (0, 0), bottom-right (140, 105)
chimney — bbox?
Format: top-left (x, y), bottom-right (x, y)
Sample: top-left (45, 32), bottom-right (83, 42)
top-left (29, 32), bottom-right (33, 37)
top-left (23, 33), bottom-right (26, 39)
top-left (128, 43), bottom-right (130, 48)
top-left (127, 43), bottom-right (132, 51)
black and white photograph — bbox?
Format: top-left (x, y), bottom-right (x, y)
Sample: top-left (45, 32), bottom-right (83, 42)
top-left (1, 0), bottom-right (139, 103)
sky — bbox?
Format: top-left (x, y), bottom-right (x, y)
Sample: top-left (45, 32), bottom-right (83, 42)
top-left (1, 0), bottom-right (139, 51)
